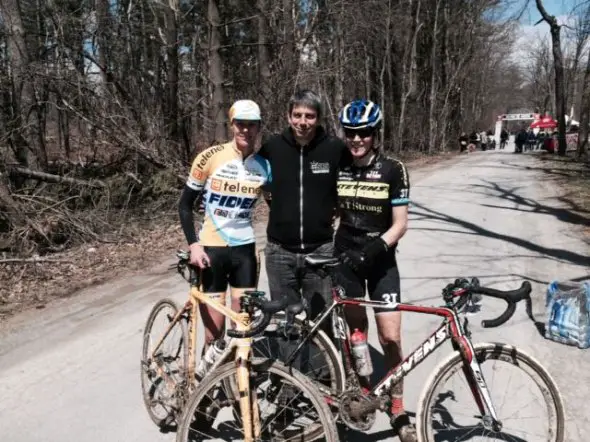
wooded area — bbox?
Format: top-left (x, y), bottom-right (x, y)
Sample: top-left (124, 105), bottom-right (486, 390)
top-left (0, 0), bottom-right (589, 256)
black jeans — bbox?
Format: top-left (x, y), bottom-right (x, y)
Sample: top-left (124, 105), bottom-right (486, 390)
top-left (265, 240), bottom-right (333, 319)
top-left (264, 240), bottom-right (334, 377)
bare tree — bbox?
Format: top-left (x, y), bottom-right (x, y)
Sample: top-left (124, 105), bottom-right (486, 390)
top-left (0, 0), bottom-right (551, 255)
top-left (535, 0), bottom-right (567, 156)
top-left (208, 0), bottom-right (226, 142)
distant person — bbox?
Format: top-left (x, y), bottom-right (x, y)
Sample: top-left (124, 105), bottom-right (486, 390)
top-left (537, 130), bottom-right (546, 150)
top-left (480, 131), bottom-right (488, 151)
top-left (515, 128), bottom-right (527, 154)
top-left (500, 129), bottom-right (508, 149)
top-left (469, 131), bottom-right (479, 152)
top-left (486, 130), bottom-right (496, 149)
top-left (526, 130), bottom-right (536, 151)
top-left (459, 132), bottom-right (469, 153)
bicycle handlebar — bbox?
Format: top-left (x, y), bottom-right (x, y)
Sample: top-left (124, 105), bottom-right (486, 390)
top-left (226, 297), bottom-right (301, 338)
top-left (175, 251), bottom-right (303, 339)
top-left (473, 281), bottom-right (532, 328)
top-left (446, 278), bottom-right (532, 328)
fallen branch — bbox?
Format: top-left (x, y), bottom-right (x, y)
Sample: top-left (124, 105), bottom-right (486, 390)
top-left (9, 166), bottom-right (106, 188)
top-left (0, 258), bottom-right (74, 264)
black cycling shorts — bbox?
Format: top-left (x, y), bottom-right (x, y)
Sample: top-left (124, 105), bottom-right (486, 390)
top-left (201, 243), bottom-right (257, 293)
top-left (334, 245), bottom-right (401, 314)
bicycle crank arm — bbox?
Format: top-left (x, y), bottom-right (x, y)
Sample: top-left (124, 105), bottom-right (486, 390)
top-left (344, 396), bottom-right (383, 420)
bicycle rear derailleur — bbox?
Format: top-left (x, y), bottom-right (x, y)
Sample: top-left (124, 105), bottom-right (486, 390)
top-left (339, 390), bottom-right (380, 431)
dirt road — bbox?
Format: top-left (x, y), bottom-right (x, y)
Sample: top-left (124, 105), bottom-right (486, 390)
top-left (1, 146), bottom-right (588, 441)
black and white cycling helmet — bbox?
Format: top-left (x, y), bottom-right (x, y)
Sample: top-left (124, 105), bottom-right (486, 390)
top-left (338, 99), bottom-right (383, 130)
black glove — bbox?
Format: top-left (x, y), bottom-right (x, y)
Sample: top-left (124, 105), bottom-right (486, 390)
top-left (339, 249), bottom-right (367, 275)
top-left (361, 237), bottom-right (389, 266)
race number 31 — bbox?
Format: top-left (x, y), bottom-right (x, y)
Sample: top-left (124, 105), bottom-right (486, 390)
top-left (382, 292), bottom-right (400, 306)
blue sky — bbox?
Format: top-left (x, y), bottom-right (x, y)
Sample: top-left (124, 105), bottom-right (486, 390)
top-left (520, 0), bottom-right (572, 25)
top-left (510, 0), bottom-right (580, 65)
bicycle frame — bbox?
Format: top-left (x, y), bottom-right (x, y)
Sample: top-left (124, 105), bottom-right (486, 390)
top-left (149, 284), bottom-right (261, 441)
top-left (284, 286), bottom-right (500, 423)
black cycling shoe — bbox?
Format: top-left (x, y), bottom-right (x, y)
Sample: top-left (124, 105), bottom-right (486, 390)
top-left (390, 413), bottom-right (418, 442)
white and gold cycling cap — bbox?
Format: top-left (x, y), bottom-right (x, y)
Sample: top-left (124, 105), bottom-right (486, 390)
top-left (229, 100), bottom-right (261, 121)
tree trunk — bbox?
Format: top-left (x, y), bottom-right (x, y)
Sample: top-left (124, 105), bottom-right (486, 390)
top-left (536, 0), bottom-right (567, 156)
top-left (334, 1), bottom-right (345, 139)
top-left (379, 0), bottom-right (393, 151)
top-left (208, 0), bottom-right (226, 143)
top-left (0, 0), bottom-right (40, 175)
top-left (428, 0), bottom-right (441, 154)
top-left (257, 0), bottom-right (272, 115)
top-left (364, 44), bottom-right (371, 98)
top-left (163, 1), bottom-right (181, 146)
top-left (396, 0), bottom-right (422, 152)
top-left (577, 50), bottom-right (590, 158)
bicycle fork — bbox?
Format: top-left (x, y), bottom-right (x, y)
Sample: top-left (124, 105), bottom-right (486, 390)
top-left (235, 315), bottom-right (261, 442)
top-left (148, 303), bottom-right (191, 395)
top-left (453, 335), bottom-right (502, 431)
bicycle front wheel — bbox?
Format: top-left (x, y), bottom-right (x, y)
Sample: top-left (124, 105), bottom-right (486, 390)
top-left (141, 298), bottom-right (189, 428)
top-left (176, 358), bottom-right (339, 442)
top-left (417, 342), bottom-right (565, 442)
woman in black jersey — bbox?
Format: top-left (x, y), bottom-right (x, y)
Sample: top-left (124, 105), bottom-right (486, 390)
top-left (336, 99), bottom-right (415, 441)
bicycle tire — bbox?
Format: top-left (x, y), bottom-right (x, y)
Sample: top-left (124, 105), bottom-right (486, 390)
top-left (253, 313), bottom-right (345, 396)
top-left (141, 298), bottom-right (189, 428)
top-left (176, 358), bottom-right (339, 442)
top-left (416, 342), bottom-right (565, 442)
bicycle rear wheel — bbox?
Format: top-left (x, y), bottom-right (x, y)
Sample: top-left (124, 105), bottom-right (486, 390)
top-left (141, 298), bottom-right (189, 428)
top-left (176, 358), bottom-right (339, 442)
top-left (417, 342), bottom-right (565, 441)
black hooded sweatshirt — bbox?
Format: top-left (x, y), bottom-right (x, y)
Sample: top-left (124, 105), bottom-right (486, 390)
top-left (259, 126), bottom-right (348, 253)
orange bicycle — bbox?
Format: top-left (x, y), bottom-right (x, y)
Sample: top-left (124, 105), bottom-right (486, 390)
top-left (140, 251), bottom-right (338, 442)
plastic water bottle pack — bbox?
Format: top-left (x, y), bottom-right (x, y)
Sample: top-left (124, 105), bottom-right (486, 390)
top-left (545, 279), bottom-right (590, 349)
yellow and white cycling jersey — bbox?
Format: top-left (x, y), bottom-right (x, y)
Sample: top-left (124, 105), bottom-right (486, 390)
top-left (186, 141), bottom-right (271, 246)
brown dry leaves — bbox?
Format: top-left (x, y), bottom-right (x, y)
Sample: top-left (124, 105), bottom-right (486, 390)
top-left (0, 218), bottom-right (186, 318)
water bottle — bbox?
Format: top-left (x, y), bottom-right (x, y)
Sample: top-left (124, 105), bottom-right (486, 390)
top-left (546, 280), bottom-right (559, 308)
top-left (350, 329), bottom-right (373, 377)
top-left (547, 301), bottom-right (561, 339)
top-left (545, 280), bottom-right (590, 349)
top-left (196, 339), bottom-right (227, 380)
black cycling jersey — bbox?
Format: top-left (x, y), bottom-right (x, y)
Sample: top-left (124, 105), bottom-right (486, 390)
top-left (335, 154), bottom-right (410, 250)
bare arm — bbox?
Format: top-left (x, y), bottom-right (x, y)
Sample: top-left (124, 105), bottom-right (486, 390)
top-left (381, 205), bottom-right (409, 247)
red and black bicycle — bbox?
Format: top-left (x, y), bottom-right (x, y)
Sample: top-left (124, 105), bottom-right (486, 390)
top-left (255, 254), bottom-right (565, 441)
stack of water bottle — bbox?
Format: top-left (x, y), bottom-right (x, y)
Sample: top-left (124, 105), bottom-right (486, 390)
top-left (545, 279), bottom-right (590, 349)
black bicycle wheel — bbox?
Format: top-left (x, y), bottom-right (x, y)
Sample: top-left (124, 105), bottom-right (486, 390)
top-left (176, 358), bottom-right (339, 442)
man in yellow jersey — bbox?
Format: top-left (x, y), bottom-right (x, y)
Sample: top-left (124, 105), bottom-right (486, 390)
top-left (178, 100), bottom-right (271, 346)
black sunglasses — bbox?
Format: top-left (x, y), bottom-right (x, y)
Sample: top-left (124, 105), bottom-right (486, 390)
top-left (344, 127), bottom-right (375, 139)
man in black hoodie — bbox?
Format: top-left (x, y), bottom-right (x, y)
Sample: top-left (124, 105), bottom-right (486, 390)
top-left (259, 90), bottom-right (349, 318)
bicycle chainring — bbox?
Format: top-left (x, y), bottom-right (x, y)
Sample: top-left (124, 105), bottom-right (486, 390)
top-left (339, 391), bottom-right (377, 432)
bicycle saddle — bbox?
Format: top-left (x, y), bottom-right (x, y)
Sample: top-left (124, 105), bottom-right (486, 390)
top-left (305, 254), bottom-right (340, 267)
top-left (285, 302), bottom-right (305, 315)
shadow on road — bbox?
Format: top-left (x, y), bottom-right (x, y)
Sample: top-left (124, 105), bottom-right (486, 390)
top-left (410, 202), bottom-right (589, 267)
top-left (340, 426), bottom-right (396, 441)
top-left (474, 179), bottom-right (589, 228)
